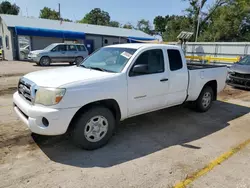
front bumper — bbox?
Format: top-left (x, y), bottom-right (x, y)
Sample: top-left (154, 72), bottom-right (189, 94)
top-left (27, 55), bottom-right (40, 63)
top-left (226, 74), bottom-right (250, 89)
top-left (13, 92), bottom-right (79, 135)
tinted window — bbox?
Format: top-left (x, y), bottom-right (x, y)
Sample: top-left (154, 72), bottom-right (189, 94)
top-left (68, 45), bottom-right (77, 51)
top-left (76, 45), bottom-right (86, 51)
top-left (52, 45), bottom-right (66, 52)
top-left (130, 49), bottom-right (164, 76)
top-left (167, 49), bottom-right (183, 71)
top-left (5, 36), bottom-right (9, 49)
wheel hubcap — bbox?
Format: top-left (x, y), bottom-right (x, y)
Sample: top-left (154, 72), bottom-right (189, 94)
top-left (202, 92), bottom-right (212, 108)
top-left (43, 58), bottom-right (49, 65)
top-left (84, 116), bottom-right (108, 142)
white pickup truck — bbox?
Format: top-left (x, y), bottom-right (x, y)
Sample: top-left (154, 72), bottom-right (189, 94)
top-left (13, 43), bottom-right (227, 150)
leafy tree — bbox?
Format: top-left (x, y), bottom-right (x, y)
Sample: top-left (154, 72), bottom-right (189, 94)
top-left (123, 23), bottom-right (134, 29)
top-left (183, 0), bottom-right (228, 40)
top-left (0, 1), bottom-right (19, 15)
top-left (109, 21), bottom-right (120, 27)
top-left (39, 7), bottom-right (60, 20)
top-left (162, 15), bottom-right (192, 41)
top-left (62, 18), bottom-right (72, 22)
top-left (199, 0), bottom-right (250, 41)
top-left (153, 16), bottom-right (168, 35)
top-left (79, 8), bottom-right (110, 26)
top-left (137, 19), bottom-right (152, 34)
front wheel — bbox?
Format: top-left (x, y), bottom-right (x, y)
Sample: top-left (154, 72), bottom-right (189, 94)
top-left (75, 56), bottom-right (83, 66)
top-left (71, 106), bottom-right (115, 150)
top-left (195, 86), bottom-right (214, 112)
top-left (39, 56), bottom-right (51, 66)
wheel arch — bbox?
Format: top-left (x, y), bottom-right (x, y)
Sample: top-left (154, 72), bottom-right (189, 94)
top-left (39, 56), bottom-right (51, 64)
top-left (67, 99), bottom-right (121, 133)
top-left (202, 80), bottom-right (217, 100)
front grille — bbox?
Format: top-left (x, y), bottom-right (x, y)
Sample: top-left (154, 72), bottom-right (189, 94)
top-left (18, 78), bottom-right (37, 103)
top-left (233, 72), bottom-right (250, 79)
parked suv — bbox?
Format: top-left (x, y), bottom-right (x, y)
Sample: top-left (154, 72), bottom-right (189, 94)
top-left (28, 43), bottom-right (89, 66)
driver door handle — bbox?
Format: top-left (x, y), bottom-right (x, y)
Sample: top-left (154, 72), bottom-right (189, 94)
top-left (160, 78), bottom-right (168, 82)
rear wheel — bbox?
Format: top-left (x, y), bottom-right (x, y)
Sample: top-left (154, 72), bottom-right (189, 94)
top-left (71, 106), bottom-right (115, 150)
top-left (195, 86), bottom-right (214, 112)
top-left (75, 56), bottom-right (83, 66)
top-left (39, 56), bottom-right (51, 66)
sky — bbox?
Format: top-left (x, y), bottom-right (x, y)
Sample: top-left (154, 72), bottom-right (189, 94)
top-left (6, 0), bottom-right (190, 26)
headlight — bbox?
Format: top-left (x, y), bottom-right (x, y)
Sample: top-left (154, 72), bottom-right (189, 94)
top-left (35, 87), bottom-right (66, 106)
top-left (33, 53), bottom-right (40, 57)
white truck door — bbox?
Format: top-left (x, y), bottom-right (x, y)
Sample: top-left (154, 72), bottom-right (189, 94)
top-left (165, 49), bottom-right (189, 106)
top-left (127, 48), bottom-right (169, 116)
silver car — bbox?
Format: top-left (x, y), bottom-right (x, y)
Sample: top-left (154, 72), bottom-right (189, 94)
top-left (226, 55), bottom-right (250, 89)
top-left (28, 43), bottom-right (89, 66)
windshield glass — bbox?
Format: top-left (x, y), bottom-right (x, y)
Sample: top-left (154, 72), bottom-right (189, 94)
top-left (43, 44), bottom-right (57, 51)
top-left (238, 56), bottom-right (250, 65)
top-left (80, 47), bottom-right (137, 73)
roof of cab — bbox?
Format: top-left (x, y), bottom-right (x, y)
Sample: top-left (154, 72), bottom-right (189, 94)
top-left (106, 43), bottom-right (181, 50)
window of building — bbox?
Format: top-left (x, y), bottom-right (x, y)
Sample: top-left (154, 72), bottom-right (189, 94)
top-left (130, 49), bottom-right (164, 76)
top-left (167, 49), bottom-right (183, 71)
top-left (76, 45), bottom-right (86, 51)
top-left (0, 36), bottom-right (2, 48)
top-left (5, 35), bottom-right (9, 49)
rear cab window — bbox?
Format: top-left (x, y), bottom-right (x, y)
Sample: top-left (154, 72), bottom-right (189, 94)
top-left (167, 49), bottom-right (183, 71)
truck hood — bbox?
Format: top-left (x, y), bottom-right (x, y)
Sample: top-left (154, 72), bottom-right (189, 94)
top-left (230, 63), bottom-right (250, 74)
top-left (23, 66), bottom-right (116, 87)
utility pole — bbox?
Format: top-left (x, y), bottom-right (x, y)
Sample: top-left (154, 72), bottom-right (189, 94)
top-left (195, 0), bottom-right (202, 42)
top-left (58, 3), bottom-right (61, 19)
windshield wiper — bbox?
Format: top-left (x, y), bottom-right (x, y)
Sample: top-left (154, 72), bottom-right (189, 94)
top-left (80, 65), bottom-right (115, 73)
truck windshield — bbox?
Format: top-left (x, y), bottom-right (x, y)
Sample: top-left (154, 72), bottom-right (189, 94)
top-left (80, 47), bottom-right (137, 73)
top-left (238, 56), bottom-right (250, 65)
top-left (43, 44), bottom-right (57, 51)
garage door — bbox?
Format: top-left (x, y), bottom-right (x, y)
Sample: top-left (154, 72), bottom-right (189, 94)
top-left (32, 36), bottom-right (63, 50)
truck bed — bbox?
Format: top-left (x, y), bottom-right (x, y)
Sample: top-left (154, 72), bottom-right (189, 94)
top-left (187, 63), bottom-right (226, 70)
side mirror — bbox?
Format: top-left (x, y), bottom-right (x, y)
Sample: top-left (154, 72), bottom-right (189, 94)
top-left (132, 64), bottom-right (148, 74)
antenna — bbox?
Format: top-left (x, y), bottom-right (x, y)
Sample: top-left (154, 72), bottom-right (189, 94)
top-left (58, 3), bottom-right (61, 19)
top-left (26, 7), bottom-right (28, 17)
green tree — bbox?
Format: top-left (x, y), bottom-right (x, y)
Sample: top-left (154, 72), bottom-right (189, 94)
top-left (39, 7), bottom-right (60, 20)
top-left (123, 23), bottom-right (133, 29)
top-left (62, 18), bottom-right (72, 22)
top-left (153, 16), bottom-right (168, 35)
top-left (0, 1), bottom-right (19, 15)
top-left (137, 19), bottom-right (152, 34)
top-left (199, 0), bottom-right (250, 42)
top-left (183, 0), bottom-right (228, 41)
top-left (162, 15), bottom-right (192, 41)
top-left (79, 8), bottom-right (110, 26)
top-left (109, 21), bottom-right (120, 27)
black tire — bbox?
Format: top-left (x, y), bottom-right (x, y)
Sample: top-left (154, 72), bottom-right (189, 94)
top-left (72, 106), bottom-right (115, 150)
top-left (195, 86), bottom-right (214, 112)
top-left (75, 56), bottom-right (83, 66)
top-left (39, 56), bottom-right (51, 66)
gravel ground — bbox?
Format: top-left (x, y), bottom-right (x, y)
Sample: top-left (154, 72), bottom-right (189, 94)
top-left (0, 61), bottom-right (250, 188)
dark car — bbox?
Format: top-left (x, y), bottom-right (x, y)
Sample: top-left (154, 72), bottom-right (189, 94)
top-left (226, 55), bottom-right (250, 89)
